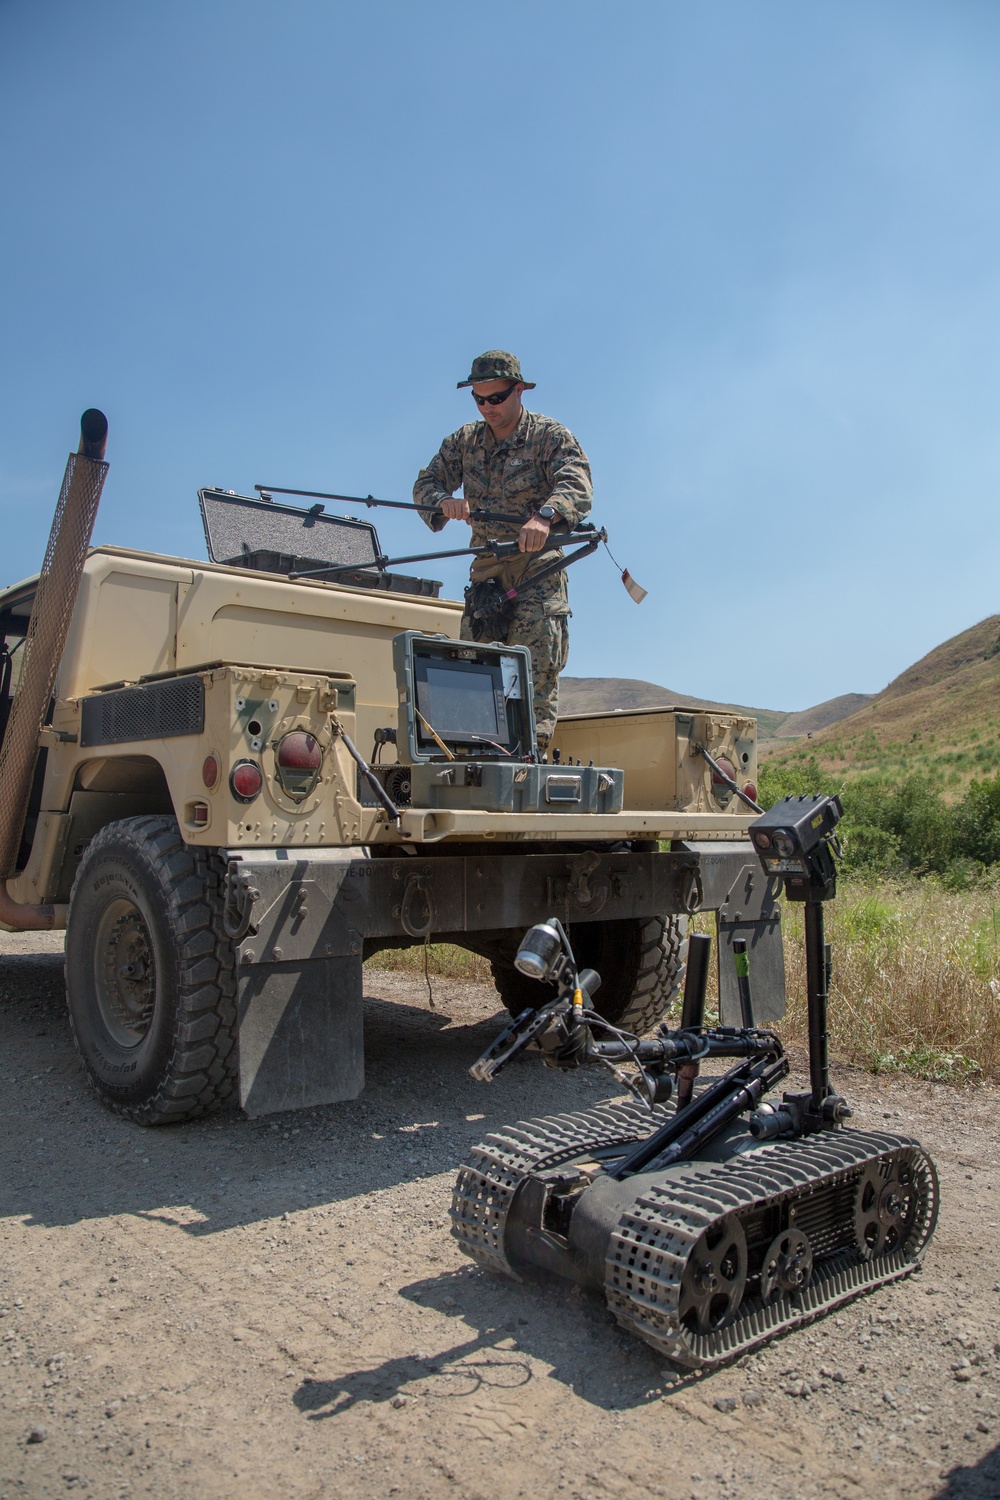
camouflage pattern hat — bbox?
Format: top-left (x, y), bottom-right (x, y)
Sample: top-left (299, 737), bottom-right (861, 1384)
top-left (457, 350), bottom-right (536, 389)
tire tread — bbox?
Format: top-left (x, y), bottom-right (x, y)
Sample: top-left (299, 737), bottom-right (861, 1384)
top-left (66, 815), bottom-right (237, 1126)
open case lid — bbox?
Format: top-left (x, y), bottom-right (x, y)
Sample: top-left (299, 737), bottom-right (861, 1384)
top-left (392, 630), bottom-right (537, 762)
top-left (198, 488), bottom-right (383, 571)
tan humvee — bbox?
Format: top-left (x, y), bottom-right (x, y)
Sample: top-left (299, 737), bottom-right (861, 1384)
top-left (0, 519), bottom-right (780, 1124)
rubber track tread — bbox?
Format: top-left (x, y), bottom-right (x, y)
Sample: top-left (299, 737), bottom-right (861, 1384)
top-left (605, 1129), bottom-right (939, 1367)
top-left (451, 1098), bottom-right (671, 1277)
top-left (453, 1112), bottom-right (938, 1366)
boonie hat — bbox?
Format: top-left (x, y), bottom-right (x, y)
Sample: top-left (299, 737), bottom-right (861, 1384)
top-left (457, 350), bottom-right (536, 389)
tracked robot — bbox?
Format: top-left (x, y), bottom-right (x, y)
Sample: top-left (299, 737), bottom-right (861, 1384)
top-left (451, 795), bottom-right (939, 1368)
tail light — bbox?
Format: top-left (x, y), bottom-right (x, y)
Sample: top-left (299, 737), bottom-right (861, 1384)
top-left (277, 732), bottom-right (322, 770)
top-left (711, 756), bottom-right (737, 787)
top-left (230, 760), bottom-right (263, 802)
top-left (275, 731), bottom-right (323, 802)
top-left (744, 782), bottom-right (758, 805)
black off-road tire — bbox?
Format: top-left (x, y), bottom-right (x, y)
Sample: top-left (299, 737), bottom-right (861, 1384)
top-left (490, 914), bottom-right (688, 1036)
top-left (65, 816), bottom-right (238, 1125)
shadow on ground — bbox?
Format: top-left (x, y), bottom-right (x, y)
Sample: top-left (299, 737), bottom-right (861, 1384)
top-left (0, 952), bottom-right (613, 1237)
top-left (292, 1261), bottom-right (700, 1417)
top-left (935, 1442), bottom-right (1000, 1499)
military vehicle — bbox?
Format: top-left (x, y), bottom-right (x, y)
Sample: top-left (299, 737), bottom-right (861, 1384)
top-left (0, 413), bottom-right (779, 1123)
top-left (452, 794), bottom-right (939, 1367)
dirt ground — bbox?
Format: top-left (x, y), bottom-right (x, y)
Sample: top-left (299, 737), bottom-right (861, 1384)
top-left (1, 932), bottom-right (999, 1500)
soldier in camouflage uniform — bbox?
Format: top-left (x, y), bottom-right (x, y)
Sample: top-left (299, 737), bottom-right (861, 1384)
top-left (413, 351), bottom-right (592, 752)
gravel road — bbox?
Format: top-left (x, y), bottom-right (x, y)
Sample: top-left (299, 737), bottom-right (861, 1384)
top-left (1, 931), bottom-right (998, 1500)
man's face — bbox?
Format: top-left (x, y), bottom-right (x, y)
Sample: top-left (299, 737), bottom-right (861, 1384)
top-left (470, 379), bottom-right (524, 433)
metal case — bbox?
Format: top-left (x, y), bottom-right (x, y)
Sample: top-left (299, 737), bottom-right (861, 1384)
top-left (409, 760), bottom-right (624, 814)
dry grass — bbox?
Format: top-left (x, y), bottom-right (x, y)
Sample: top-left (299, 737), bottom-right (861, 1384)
top-left (366, 943), bottom-right (491, 982)
top-left (367, 880), bottom-right (1000, 1083)
top-left (778, 880), bottom-right (1000, 1081)
top-left (696, 880), bottom-right (1000, 1081)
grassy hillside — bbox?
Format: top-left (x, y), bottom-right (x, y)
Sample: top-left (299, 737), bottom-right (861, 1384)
top-left (765, 615), bottom-right (1000, 794)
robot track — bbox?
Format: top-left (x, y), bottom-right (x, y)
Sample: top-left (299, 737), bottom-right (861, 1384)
top-left (452, 1112), bottom-right (938, 1369)
top-left (451, 1098), bottom-right (670, 1278)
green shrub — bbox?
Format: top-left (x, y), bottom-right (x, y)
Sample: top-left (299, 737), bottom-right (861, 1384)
top-left (840, 824), bottom-right (902, 876)
top-left (757, 758), bottom-right (834, 808)
top-left (757, 759), bottom-right (1000, 880)
top-left (953, 774), bottom-right (1000, 866)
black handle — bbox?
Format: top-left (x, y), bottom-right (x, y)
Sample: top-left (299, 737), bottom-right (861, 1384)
top-left (680, 932), bottom-right (711, 1030)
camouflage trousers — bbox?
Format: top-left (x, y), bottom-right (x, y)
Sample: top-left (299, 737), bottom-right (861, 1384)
top-left (460, 600), bottom-right (569, 753)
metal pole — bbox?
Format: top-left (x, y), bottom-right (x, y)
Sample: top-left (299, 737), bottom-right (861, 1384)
top-left (733, 937), bottom-right (756, 1028)
top-left (255, 484), bottom-right (494, 523)
top-left (290, 532), bottom-right (602, 582)
top-left (0, 411), bottom-right (109, 886)
top-left (804, 897), bottom-right (831, 1104)
top-left (676, 931), bottom-right (711, 1109)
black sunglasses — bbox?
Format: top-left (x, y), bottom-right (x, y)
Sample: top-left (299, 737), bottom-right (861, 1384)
top-left (472, 383), bottom-right (517, 406)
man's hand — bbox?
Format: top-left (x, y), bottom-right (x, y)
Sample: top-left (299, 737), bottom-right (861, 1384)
top-left (439, 497), bottom-right (471, 522)
top-left (518, 514), bottom-right (552, 553)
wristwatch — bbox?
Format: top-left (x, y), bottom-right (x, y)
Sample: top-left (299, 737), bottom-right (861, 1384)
top-left (535, 505), bottom-right (555, 523)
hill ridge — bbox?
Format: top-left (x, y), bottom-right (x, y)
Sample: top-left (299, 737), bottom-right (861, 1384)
top-left (764, 614), bottom-right (1000, 791)
top-left (558, 677), bottom-right (868, 744)
top-left (558, 676), bottom-right (789, 739)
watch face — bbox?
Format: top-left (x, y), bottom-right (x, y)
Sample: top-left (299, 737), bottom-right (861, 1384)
top-left (537, 506), bottom-right (554, 520)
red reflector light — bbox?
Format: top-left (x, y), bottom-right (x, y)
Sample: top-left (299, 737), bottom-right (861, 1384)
top-left (744, 782), bottom-right (759, 804)
top-left (192, 802), bottom-right (210, 826)
top-left (711, 756), bottom-right (737, 785)
top-left (276, 732), bottom-right (322, 771)
top-left (202, 755), bottom-right (219, 788)
top-left (230, 760), bottom-right (263, 802)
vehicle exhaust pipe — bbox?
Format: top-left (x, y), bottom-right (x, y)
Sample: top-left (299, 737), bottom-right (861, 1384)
top-left (0, 410), bottom-right (109, 929)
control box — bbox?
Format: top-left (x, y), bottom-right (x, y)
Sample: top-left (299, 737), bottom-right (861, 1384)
top-left (387, 631), bottom-right (623, 814)
top-left (393, 631), bottom-right (537, 764)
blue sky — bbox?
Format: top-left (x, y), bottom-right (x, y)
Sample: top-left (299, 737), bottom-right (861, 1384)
top-left (3, 0), bottom-right (999, 712)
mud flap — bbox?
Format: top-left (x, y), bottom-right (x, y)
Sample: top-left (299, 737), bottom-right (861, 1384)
top-left (237, 955), bottom-right (364, 1116)
top-left (676, 841), bottom-right (786, 1025)
top-left (718, 911), bottom-right (785, 1024)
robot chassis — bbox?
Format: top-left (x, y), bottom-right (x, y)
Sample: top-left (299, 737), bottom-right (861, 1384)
top-left (451, 796), bottom-right (939, 1369)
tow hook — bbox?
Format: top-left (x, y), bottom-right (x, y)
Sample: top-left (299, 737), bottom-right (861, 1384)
top-left (223, 863), bottom-right (259, 941)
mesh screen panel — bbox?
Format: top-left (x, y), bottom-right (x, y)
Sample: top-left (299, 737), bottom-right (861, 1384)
top-left (199, 489), bottom-right (381, 570)
top-left (80, 676), bottom-right (205, 746)
top-left (0, 452), bottom-right (108, 877)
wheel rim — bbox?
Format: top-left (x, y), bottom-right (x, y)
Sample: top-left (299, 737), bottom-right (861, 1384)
top-left (760, 1227), bottom-right (813, 1301)
top-left (854, 1159), bottom-right (917, 1259)
top-left (93, 897), bottom-right (157, 1047)
top-left (679, 1215), bottom-right (748, 1334)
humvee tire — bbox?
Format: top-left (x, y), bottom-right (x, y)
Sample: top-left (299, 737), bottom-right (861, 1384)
top-left (490, 913), bottom-right (688, 1035)
top-left (66, 816), bottom-right (238, 1125)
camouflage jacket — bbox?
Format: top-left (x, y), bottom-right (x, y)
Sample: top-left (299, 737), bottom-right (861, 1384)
top-left (413, 409), bottom-right (592, 613)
